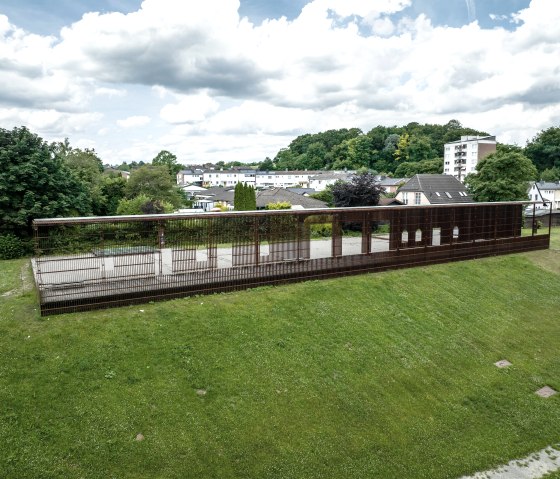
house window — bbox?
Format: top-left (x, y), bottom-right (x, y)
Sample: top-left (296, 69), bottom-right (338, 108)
top-left (435, 192), bottom-right (441, 197)
top-left (415, 193), bottom-right (421, 205)
top-left (402, 192), bottom-right (408, 205)
top-left (445, 192), bottom-right (452, 198)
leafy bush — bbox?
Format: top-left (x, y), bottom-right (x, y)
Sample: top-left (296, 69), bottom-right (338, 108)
top-left (310, 223), bottom-right (332, 238)
top-left (265, 202), bottom-right (291, 210)
top-left (0, 234), bottom-right (25, 259)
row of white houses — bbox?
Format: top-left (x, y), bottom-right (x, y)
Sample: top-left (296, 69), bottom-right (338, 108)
top-left (177, 168), bottom-right (355, 191)
top-left (177, 168), bottom-right (408, 193)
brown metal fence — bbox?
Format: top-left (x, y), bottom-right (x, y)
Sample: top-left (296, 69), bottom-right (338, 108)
top-left (32, 202), bottom-right (550, 315)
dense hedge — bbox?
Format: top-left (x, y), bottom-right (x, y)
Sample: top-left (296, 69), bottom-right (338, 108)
top-left (0, 234), bottom-right (25, 260)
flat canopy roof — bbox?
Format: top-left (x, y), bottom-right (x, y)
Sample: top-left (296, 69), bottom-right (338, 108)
top-left (32, 201), bottom-right (538, 226)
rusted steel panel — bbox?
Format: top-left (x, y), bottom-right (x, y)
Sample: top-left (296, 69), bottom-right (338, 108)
top-left (32, 202), bottom-right (550, 315)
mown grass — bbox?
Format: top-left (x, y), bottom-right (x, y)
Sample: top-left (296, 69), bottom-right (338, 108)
top-left (0, 259), bottom-right (25, 294)
top-left (0, 230), bottom-right (559, 479)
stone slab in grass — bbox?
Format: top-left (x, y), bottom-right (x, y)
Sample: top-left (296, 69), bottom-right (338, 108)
top-left (494, 359), bottom-right (512, 368)
top-left (535, 386), bottom-right (558, 398)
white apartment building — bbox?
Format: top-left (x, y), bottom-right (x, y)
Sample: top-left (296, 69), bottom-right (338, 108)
top-left (443, 136), bottom-right (497, 182)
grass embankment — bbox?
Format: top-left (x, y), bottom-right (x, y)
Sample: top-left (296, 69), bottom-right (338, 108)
top-left (0, 230), bottom-right (559, 479)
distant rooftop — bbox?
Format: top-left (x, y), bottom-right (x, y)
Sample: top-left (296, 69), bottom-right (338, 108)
top-left (445, 135), bottom-right (496, 144)
top-left (399, 174), bottom-right (473, 204)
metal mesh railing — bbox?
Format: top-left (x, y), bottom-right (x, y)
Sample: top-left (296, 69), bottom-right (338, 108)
top-left (32, 202), bottom-right (550, 315)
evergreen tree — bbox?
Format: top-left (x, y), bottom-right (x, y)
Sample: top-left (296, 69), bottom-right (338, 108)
top-left (234, 183), bottom-right (257, 210)
top-left (247, 185), bottom-right (257, 210)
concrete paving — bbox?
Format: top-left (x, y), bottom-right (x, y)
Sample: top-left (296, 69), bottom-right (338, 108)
top-left (459, 445), bottom-right (560, 479)
top-left (33, 236), bottom-right (392, 287)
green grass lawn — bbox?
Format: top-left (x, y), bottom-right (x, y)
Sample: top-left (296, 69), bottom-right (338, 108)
top-left (0, 259), bottom-right (26, 294)
top-left (1, 230), bottom-right (559, 479)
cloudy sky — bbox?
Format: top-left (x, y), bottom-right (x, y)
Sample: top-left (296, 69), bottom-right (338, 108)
top-left (1, 0), bottom-right (558, 165)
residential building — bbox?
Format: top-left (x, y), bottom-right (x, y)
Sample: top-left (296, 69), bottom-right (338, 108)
top-left (203, 169), bottom-right (256, 187)
top-left (192, 186), bottom-right (235, 211)
top-left (378, 198), bottom-right (404, 206)
top-left (179, 168), bottom-right (365, 190)
top-left (181, 185), bottom-right (208, 199)
top-left (443, 135), bottom-right (496, 181)
top-left (396, 174), bottom-right (473, 205)
top-left (308, 172), bottom-right (355, 191)
top-left (177, 169), bottom-right (204, 186)
top-left (377, 176), bottom-right (408, 195)
top-left (255, 171), bottom-right (322, 189)
top-left (528, 181), bottom-right (560, 210)
top-left (286, 188), bottom-right (317, 196)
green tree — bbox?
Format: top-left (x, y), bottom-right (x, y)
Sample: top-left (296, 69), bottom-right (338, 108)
top-left (58, 147), bottom-right (106, 215)
top-left (525, 127), bottom-right (560, 172)
top-left (116, 194), bottom-right (174, 215)
top-left (394, 133), bottom-right (410, 162)
top-left (258, 157), bottom-right (275, 171)
top-left (234, 183), bottom-right (243, 210)
top-left (305, 142), bottom-right (327, 170)
top-left (116, 161), bottom-right (145, 172)
top-left (394, 158), bottom-right (443, 177)
top-left (496, 143), bottom-right (523, 154)
top-left (99, 174), bottom-right (127, 216)
top-left (0, 126), bottom-right (91, 237)
top-left (465, 150), bottom-right (538, 202)
top-left (405, 135), bottom-right (437, 163)
top-left (247, 185), bottom-right (257, 210)
top-left (309, 187), bottom-right (334, 207)
top-left (331, 172), bottom-right (383, 207)
top-left (125, 165), bottom-right (184, 208)
top-left (540, 167), bottom-right (560, 182)
top-left (234, 183), bottom-right (256, 211)
top-left (152, 150), bottom-right (182, 178)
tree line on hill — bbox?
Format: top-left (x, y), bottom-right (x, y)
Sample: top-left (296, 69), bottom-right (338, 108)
top-left (258, 120), bottom-right (487, 175)
top-left (1, 122), bottom-right (559, 258)
top-left (258, 120), bottom-right (560, 182)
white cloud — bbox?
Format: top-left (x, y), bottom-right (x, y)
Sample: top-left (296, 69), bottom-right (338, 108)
top-left (160, 93), bottom-right (220, 124)
top-left (489, 14), bottom-right (510, 22)
top-left (0, 107), bottom-right (102, 137)
top-left (0, 0), bottom-right (560, 164)
top-left (95, 87), bottom-right (127, 97)
top-left (116, 115), bottom-right (151, 128)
